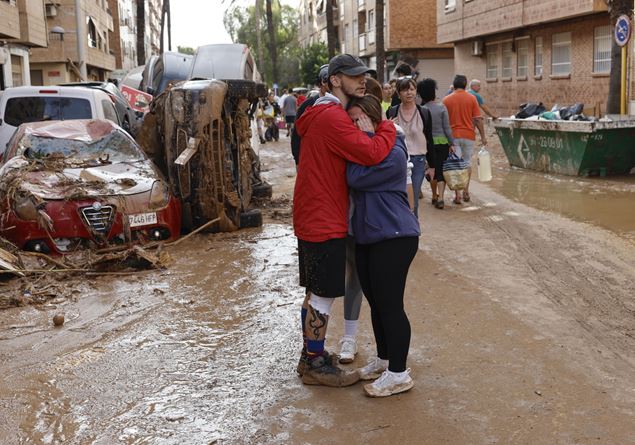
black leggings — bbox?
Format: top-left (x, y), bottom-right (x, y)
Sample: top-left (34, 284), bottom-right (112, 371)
top-left (355, 236), bottom-right (419, 372)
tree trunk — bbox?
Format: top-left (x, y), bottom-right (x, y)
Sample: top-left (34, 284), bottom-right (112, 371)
top-left (266, 0), bottom-right (278, 84)
top-left (325, 0), bottom-right (337, 58)
top-left (606, 0), bottom-right (632, 114)
top-left (375, 0), bottom-right (385, 83)
top-left (136, 0), bottom-right (145, 65)
top-left (255, 0), bottom-right (265, 79)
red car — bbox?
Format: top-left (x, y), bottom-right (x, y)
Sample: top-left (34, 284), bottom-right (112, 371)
top-left (0, 119), bottom-right (181, 254)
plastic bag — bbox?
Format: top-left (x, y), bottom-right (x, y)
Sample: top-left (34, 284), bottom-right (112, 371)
top-left (515, 102), bottom-right (546, 119)
top-left (443, 153), bottom-right (469, 191)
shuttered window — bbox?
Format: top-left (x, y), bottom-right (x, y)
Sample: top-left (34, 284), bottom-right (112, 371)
top-left (486, 44), bottom-right (498, 79)
top-left (552, 32), bottom-right (572, 76)
top-left (593, 25), bottom-right (611, 73)
top-left (502, 42), bottom-right (513, 78)
top-left (517, 39), bottom-right (529, 77)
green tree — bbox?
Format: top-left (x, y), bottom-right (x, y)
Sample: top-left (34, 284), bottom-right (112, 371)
top-left (224, 3), bottom-right (301, 87)
top-left (177, 46), bottom-right (195, 55)
top-left (299, 42), bottom-right (329, 86)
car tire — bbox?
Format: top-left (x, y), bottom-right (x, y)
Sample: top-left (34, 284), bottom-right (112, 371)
top-left (239, 208), bottom-right (263, 228)
top-left (252, 182), bottom-right (272, 199)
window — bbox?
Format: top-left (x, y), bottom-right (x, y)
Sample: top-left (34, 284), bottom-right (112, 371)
top-left (502, 41), bottom-right (513, 78)
top-left (486, 44), bottom-right (498, 79)
top-left (4, 97), bottom-right (92, 127)
top-left (517, 39), bottom-right (529, 77)
top-left (552, 32), bottom-right (571, 76)
top-left (445, 0), bottom-right (456, 11)
top-left (593, 25), bottom-right (611, 73)
top-left (368, 9), bottom-right (375, 44)
top-left (535, 37), bottom-right (543, 76)
top-left (101, 99), bottom-right (119, 124)
top-left (87, 17), bottom-right (97, 48)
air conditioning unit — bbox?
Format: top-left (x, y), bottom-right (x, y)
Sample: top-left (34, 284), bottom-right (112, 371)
top-left (471, 40), bottom-right (483, 56)
top-left (45, 4), bottom-right (58, 17)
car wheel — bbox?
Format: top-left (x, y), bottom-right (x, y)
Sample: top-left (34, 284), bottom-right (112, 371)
top-left (239, 208), bottom-right (263, 228)
top-left (252, 182), bottom-right (272, 199)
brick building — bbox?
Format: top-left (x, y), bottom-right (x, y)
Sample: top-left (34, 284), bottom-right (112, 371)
top-left (436, 0), bottom-right (628, 117)
top-left (0, 0), bottom-right (47, 89)
top-left (299, 0), bottom-right (454, 87)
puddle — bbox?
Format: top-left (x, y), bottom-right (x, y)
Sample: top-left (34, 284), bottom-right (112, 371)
top-left (487, 166), bottom-right (635, 241)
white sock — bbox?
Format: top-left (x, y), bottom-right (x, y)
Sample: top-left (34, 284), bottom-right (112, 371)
top-left (387, 369), bottom-right (409, 380)
top-left (343, 319), bottom-right (358, 338)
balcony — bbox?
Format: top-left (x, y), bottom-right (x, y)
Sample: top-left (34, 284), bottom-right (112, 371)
top-left (367, 29), bottom-right (375, 45)
top-left (0, 1), bottom-right (20, 39)
top-left (358, 0), bottom-right (365, 11)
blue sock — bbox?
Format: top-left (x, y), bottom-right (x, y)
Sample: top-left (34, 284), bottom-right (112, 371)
top-left (307, 339), bottom-right (325, 358)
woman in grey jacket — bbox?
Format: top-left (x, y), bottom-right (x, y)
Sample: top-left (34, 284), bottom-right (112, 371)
top-left (419, 78), bottom-right (456, 209)
top-left (346, 94), bottom-right (420, 398)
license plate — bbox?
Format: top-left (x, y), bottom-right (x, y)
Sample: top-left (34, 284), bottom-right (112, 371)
top-left (128, 212), bottom-right (157, 227)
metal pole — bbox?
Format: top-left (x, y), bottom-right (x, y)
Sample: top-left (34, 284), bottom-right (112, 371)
top-left (75, 0), bottom-right (88, 80)
top-left (621, 45), bottom-right (627, 114)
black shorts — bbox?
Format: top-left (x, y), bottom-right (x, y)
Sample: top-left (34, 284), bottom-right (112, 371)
top-left (298, 237), bottom-right (346, 298)
top-left (285, 115), bottom-right (296, 124)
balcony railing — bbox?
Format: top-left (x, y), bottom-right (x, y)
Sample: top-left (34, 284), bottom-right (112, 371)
top-left (367, 29), bottom-right (375, 45)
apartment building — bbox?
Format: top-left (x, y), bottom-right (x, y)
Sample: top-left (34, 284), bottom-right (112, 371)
top-left (28, 0), bottom-right (115, 84)
top-left (437, 0), bottom-right (623, 116)
top-left (108, 0), bottom-right (138, 71)
top-left (299, 0), bottom-right (454, 88)
top-left (0, 0), bottom-right (47, 89)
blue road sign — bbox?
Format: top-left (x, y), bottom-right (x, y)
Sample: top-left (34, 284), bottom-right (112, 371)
top-left (615, 15), bottom-right (631, 47)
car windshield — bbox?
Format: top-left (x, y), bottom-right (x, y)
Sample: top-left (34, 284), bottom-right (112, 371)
top-left (18, 130), bottom-right (145, 163)
top-left (4, 97), bottom-right (92, 127)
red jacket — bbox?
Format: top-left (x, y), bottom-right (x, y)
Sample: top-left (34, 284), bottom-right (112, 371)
top-left (293, 100), bottom-right (396, 242)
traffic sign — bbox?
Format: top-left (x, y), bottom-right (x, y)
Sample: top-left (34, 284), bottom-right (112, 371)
top-left (614, 15), bottom-right (631, 47)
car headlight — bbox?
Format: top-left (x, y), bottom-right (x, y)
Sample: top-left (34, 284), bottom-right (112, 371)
top-left (13, 194), bottom-right (38, 221)
top-left (149, 180), bottom-right (170, 209)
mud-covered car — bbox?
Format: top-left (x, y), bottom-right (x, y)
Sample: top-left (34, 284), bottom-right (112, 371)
top-left (0, 119), bottom-right (181, 254)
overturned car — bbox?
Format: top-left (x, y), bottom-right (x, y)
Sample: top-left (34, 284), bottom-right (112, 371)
top-left (0, 119), bottom-right (181, 254)
top-left (137, 44), bottom-right (270, 232)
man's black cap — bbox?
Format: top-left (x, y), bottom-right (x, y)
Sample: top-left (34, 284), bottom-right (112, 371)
top-left (328, 54), bottom-right (375, 77)
top-left (317, 64), bottom-right (329, 84)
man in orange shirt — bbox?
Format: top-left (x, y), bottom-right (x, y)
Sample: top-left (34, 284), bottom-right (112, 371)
top-left (442, 74), bottom-right (487, 204)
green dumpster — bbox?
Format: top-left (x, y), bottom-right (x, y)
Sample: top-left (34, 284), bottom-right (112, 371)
top-left (494, 117), bottom-right (635, 176)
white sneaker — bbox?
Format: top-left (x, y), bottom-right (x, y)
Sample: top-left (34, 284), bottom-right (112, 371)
top-left (364, 369), bottom-right (414, 398)
top-left (357, 357), bottom-right (388, 380)
top-left (338, 336), bottom-right (358, 364)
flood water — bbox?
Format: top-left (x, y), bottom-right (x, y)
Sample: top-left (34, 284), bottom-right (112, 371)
top-left (485, 163), bottom-right (635, 242)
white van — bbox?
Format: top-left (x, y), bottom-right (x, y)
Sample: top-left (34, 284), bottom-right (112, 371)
top-left (0, 86), bottom-right (120, 154)
top-left (188, 44), bottom-right (262, 83)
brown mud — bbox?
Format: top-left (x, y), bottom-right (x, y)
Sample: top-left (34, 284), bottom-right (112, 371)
top-left (0, 133), bottom-right (633, 444)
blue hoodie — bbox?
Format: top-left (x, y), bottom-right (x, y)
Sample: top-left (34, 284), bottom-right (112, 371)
top-left (347, 134), bottom-right (421, 245)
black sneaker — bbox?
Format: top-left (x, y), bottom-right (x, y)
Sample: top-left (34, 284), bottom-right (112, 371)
top-left (301, 354), bottom-right (360, 387)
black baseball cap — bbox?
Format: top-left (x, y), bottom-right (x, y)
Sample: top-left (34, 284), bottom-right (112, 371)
top-left (328, 54), bottom-right (375, 77)
top-left (317, 64), bottom-right (329, 84)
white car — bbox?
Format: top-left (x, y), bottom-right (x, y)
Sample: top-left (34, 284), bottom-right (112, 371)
top-left (0, 86), bottom-right (120, 155)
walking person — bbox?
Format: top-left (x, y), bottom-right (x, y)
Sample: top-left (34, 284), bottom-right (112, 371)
top-left (443, 75), bottom-right (487, 204)
top-left (293, 54), bottom-right (396, 387)
top-left (468, 79), bottom-right (499, 120)
top-left (386, 78), bottom-right (435, 218)
top-left (418, 78), bottom-right (456, 210)
top-left (381, 83), bottom-right (393, 114)
top-left (345, 94), bottom-right (420, 397)
top-left (282, 91), bottom-right (298, 137)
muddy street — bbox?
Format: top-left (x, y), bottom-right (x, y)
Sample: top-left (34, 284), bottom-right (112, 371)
top-left (0, 133), bottom-right (634, 444)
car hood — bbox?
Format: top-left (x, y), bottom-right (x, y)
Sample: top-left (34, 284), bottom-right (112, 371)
top-left (1, 157), bottom-right (157, 200)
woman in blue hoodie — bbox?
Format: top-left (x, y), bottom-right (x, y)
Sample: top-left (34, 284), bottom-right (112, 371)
top-left (346, 94), bottom-right (421, 397)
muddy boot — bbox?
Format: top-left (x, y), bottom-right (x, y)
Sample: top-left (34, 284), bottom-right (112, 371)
top-left (296, 349), bottom-right (337, 376)
top-left (301, 354), bottom-right (360, 387)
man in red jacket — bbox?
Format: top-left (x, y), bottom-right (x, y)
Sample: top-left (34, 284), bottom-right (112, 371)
top-left (293, 54), bottom-right (397, 387)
